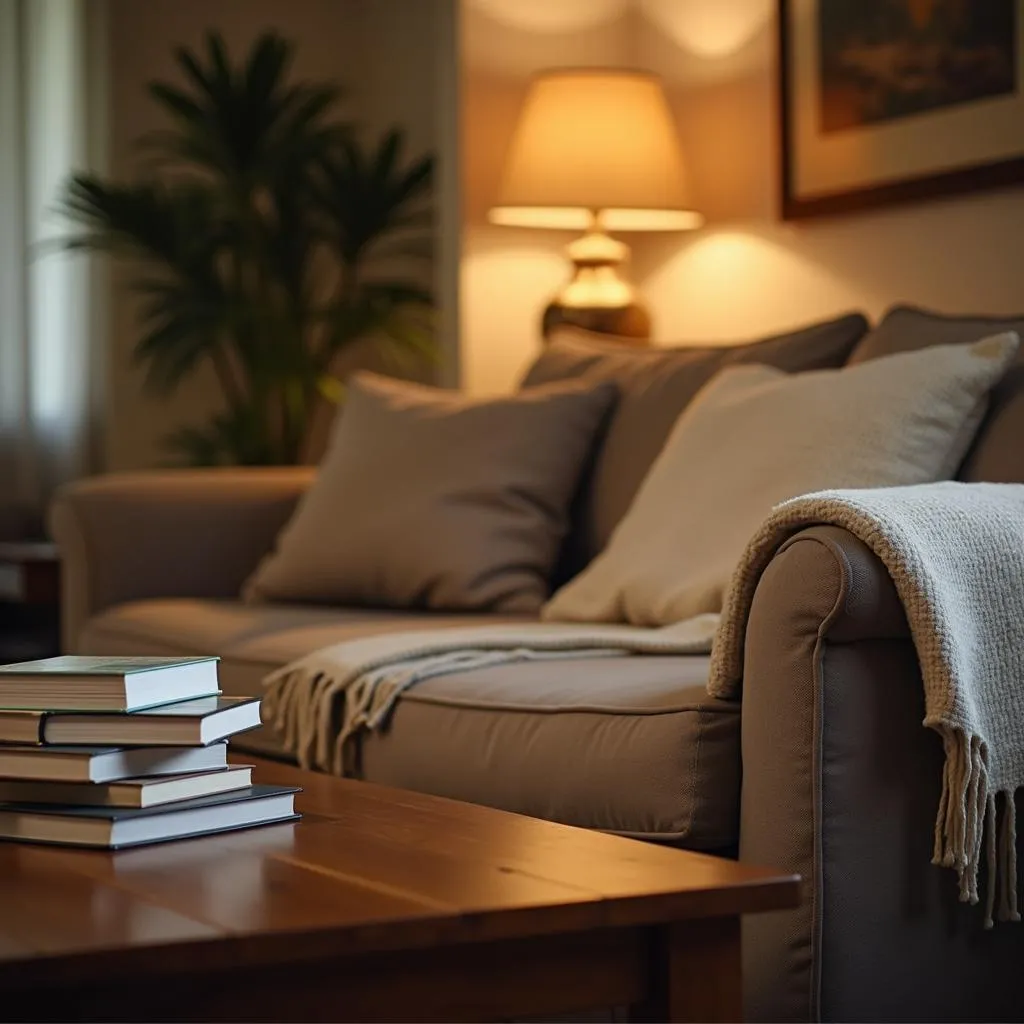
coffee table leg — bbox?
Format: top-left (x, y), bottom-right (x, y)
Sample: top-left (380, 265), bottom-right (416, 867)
top-left (629, 916), bottom-right (743, 1023)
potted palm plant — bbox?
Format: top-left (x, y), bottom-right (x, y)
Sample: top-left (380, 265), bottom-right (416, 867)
top-left (63, 31), bottom-right (435, 465)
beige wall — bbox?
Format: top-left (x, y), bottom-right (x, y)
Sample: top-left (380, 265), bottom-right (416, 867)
top-left (461, 0), bottom-right (1024, 393)
top-left (105, 0), bottom-right (455, 469)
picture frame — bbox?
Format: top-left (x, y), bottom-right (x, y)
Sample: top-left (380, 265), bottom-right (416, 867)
top-left (778, 0), bottom-right (1024, 220)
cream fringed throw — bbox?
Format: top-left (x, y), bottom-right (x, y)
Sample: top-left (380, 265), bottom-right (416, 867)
top-left (263, 482), bottom-right (1024, 926)
top-left (262, 616), bottom-right (721, 774)
top-left (709, 482), bottom-right (1024, 928)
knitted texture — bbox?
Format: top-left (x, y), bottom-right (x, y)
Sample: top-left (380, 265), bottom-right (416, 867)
top-left (709, 481), bottom-right (1024, 926)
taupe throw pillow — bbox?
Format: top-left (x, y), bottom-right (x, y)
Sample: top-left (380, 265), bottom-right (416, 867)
top-left (521, 313), bottom-right (868, 570)
top-left (244, 372), bottom-right (616, 612)
top-left (544, 333), bottom-right (1019, 627)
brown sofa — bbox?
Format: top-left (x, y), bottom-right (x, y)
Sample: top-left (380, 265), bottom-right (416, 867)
top-left (50, 306), bottom-right (1024, 1022)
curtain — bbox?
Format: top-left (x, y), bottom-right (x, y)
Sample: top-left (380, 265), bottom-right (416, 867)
top-left (0, 0), bottom-right (105, 536)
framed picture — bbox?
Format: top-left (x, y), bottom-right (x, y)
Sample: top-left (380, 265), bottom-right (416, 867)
top-left (779, 0), bottom-right (1024, 219)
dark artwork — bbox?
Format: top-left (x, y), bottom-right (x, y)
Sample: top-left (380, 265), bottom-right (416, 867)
top-left (818, 0), bottom-right (1017, 133)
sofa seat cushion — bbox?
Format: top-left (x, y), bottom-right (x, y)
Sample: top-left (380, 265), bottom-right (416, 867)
top-left (80, 599), bottom-right (740, 847)
top-left (358, 655), bottom-right (740, 846)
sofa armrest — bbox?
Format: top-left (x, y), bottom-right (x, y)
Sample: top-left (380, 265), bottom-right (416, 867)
top-left (740, 525), bottom-right (1024, 1022)
top-left (49, 468), bottom-right (314, 651)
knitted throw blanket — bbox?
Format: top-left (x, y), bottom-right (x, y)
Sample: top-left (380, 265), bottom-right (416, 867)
top-left (263, 482), bottom-right (1024, 925)
top-left (709, 482), bottom-right (1024, 928)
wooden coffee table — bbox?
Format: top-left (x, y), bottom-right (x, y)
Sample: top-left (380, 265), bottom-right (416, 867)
top-left (0, 756), bottom-right (799, 1022)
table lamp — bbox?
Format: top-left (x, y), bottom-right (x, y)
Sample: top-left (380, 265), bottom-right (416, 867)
top-left (489, 68), bottom-right (702, 344)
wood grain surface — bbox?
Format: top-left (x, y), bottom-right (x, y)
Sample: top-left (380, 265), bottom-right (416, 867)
top-left (0, 754), bottom-right (800, 1021)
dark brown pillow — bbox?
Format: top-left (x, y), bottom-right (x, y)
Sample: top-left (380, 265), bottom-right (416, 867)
top-left (521, 313), bottom-right (868, 571)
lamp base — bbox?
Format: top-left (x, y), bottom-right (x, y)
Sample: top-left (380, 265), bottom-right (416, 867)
top-left (542, 301), bottom-right (651, 343)
top-left (540, 228), bottom-right (651, 345)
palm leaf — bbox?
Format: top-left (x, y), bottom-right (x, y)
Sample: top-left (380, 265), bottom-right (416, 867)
top-left (60, 176), bottom-right (226, 267)
top-left (312, 128), bottom-right (435, 266)
top-left (143, 31), bottom-right (342, 190)
top-left (147, 83), bottom-right (205, 125)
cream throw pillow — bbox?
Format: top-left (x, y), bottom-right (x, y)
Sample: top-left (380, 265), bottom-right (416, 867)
top-left (543, 333), bottom-right (1019, 626)
top-left (244, 372), bottom-right (616, 613)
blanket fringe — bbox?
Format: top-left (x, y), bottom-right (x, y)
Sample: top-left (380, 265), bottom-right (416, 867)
top-left (932, 728), bottom-right (1020, 928)
top-left (262, 666), bottom-right (352, 773)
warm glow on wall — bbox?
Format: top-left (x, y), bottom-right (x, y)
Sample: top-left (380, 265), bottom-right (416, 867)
top-left (461, 234), bottom-right (569, 395)
top-left (640, 229), bottom-right (867, 342)
top-left (638, 0), bottom-right (770, 59)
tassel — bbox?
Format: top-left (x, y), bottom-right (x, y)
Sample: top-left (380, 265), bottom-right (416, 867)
top-left (997, 790), bottom-right (1021, 923)
top-left (933, 730), bottom-right (991, 909)
top-left (985, 794), bottom-right (997, 929)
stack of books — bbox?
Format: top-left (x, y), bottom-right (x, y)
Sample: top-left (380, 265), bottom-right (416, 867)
top-left (0, 656), bottom-right (299, 848)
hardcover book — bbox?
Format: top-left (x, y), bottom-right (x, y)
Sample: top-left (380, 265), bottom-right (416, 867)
top-left (0, 696), bottom-right (261, 747)
top-left (0, 765), bottom-right (254, 808)
top-left (0, 784), bottom-right (300, 848)
top-left (0, 656), bottom-right (220, 711)
top-left (0, 742), bottom-right (228, 783)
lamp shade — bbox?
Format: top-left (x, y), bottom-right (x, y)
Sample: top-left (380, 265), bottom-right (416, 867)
top-left (489, 69), bottom-right (701, 232)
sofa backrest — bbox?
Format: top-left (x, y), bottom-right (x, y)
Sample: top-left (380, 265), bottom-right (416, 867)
top-left (846, 305), bottom-right (1024, 483)
top-left (520, 312), bottom-right (869, 574)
